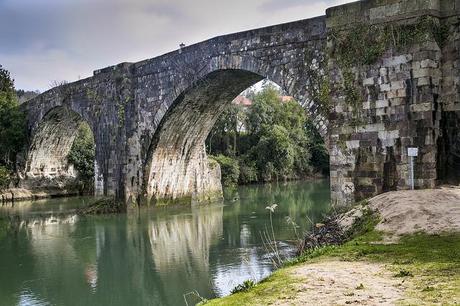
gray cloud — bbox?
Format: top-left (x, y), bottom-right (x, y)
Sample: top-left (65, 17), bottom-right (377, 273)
top-left (260, 0), bottom-right (345, 11)
top-left (0, 0), bottom-right (353, 91)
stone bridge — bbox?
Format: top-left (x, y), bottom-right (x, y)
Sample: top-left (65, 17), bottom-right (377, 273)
top-left (19, 0), bottom-right (460, 206)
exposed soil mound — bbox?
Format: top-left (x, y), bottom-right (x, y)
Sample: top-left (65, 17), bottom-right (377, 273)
top-left (368, 187), bottom-right (460, 236)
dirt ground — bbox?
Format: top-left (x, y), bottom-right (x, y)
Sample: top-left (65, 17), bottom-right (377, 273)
top-left (279, 260), bottom-right (406, 306)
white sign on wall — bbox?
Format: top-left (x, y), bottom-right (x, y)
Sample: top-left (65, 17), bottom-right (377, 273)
top-left (408, 147), bottom-right (419, 157)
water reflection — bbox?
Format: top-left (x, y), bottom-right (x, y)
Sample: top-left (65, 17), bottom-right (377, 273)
top-left (0, 180), bottom-right (330, 306)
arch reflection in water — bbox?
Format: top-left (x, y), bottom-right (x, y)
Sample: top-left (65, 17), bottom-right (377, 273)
top-left (148, 204), bottom-right (224, 302)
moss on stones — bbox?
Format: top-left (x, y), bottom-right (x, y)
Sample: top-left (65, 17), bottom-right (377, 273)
top-left (331, 16), bottom-right (448, 68)
top-left (77, 197), bottom-right (126, 215)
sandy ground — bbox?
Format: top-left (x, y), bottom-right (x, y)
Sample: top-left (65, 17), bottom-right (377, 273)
top-left (369, 187), bottom-right (460, 236)
top-left (277, 260), bottom-right (406, 306)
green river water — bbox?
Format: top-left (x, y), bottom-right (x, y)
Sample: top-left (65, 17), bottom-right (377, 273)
top-left (0, 180), bottom-right (330, 306)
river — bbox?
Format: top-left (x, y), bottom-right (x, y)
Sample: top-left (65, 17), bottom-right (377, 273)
top-left (0, 180), bottom-right (330, 306)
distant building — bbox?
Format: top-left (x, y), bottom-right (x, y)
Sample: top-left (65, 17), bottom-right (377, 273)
top-left (281, 96), bottom-right (294, 103)
top-left (232, 95), bottom-right (252, 106)
top-left (232, 95), bottom-right (294, 106)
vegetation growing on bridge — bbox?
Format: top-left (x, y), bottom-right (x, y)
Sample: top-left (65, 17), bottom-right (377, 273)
top-left (331, 16), bottom-right (449, 68)
top-left (329, 16), bottom-right (450, 128)
top-left (206, 86), bottom-right (329, 186)
top-left (0, 65), bottom-right (26, 190)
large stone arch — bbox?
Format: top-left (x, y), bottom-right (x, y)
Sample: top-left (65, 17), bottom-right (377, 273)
top-left (150, 54), bottom-right (329, 141)
top-left (141, 53), bottom-right (330, 205)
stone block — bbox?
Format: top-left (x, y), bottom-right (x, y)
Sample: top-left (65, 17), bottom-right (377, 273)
top-left (383, 55), bottom-right (410, 67)
top-left (380, 83), bottom-right (391, 92)
top-left (421, 59), bottom-right (438, 68)
top-left (363, 77), bottom-right (375, 86)
top-left (417, 77), bottom-right (431, 86)
top-left (376, 100), bottom-right (389, 108)
top-left (346, 140), bottom-right (360, 150)
top-left (391, 80), bottom-right (405, 90)
top-left (413, 68), bottom-right (432, 78)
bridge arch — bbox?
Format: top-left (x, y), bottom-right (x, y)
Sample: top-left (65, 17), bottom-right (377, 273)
top-left (22, 105), bottom-right (103, 196)
top-left (141, 54), bottom-right (330, 205)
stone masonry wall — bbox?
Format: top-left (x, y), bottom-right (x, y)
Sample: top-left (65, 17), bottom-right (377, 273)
top-left (326, 0), bottom-right (460, 204)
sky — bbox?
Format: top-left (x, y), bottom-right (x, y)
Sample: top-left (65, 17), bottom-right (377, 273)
top-left (0, 0), bottom-right (354, 91)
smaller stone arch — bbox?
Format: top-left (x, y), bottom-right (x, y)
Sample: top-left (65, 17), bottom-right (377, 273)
top-left (22, 106), bottom-right (101, 195)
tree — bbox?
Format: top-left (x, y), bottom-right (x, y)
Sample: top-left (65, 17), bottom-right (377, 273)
top-left (207, 85), bottom-right (329, 186)
top-left (0, 65), bottom-right (26, 180)
top-left (68, 122), bottom-right (95, 193)
top-left (206, 102), bottom-right (246, 156)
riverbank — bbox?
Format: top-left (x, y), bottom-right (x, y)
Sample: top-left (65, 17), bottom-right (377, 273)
top-left (0, 187), bottom-right (80, 202)
top-left (205, 187), bottom-right (460, 305)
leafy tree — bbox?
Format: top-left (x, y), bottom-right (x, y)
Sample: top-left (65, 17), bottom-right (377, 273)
top-left (206, 85), bottom-right (329, 186)
top-left (16, 89), bottom-right (39, 104)
top-left (68, 122), bottom-right (95, 193)
top-left (251, 125), bottom-right (295, 181)
top-left (238, 158), bottom-right (258, 184)
top-left (306, 121), bottom-right (330, 176)
top-left (0, 65), bottom-right (26, 188)
top-left (207, 103), bottom-right (246, 156)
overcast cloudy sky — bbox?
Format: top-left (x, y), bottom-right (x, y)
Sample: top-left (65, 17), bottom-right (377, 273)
top-left (0, 0), bottom-right (354, 91)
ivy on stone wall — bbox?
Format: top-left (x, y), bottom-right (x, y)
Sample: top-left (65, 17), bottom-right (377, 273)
top-left (331, 16), bottom-right (448, 68)
top-left (303, 50), bottom-right (332, 118)
top-left (329, 16), bottom-right (448, 128)
top-left (115, 75), bottom-right (133, 127)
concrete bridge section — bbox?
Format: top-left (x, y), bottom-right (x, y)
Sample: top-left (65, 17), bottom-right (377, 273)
top-left (19, 0), bottom-right (460, 206)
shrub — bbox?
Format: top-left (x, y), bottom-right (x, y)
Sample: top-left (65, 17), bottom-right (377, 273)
top-left (230, 280), bottom-right (256, 294)
top-left (210, 155), bottom-right (240, 187)
top-left (238, 160), bottom-right (258, 184)
top-left (0, 166), bottom-right (10, 190)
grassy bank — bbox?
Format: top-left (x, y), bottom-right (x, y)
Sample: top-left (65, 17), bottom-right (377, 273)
top-left (204, 221), bottom-right (460, 305)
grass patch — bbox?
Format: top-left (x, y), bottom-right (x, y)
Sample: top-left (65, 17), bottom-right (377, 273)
top-left (394, 269), bottom-right (413, 278)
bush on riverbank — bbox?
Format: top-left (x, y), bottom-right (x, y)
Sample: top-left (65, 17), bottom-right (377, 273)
top-left (206, 86), bottom-right (329, 186)
top-left (0, 166), bottom-right (10, 190)
top-left (209, 155), bottom-right (240, 186)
